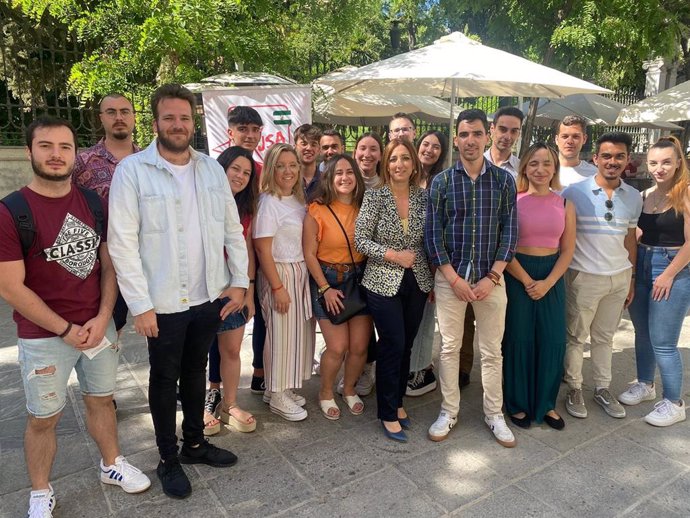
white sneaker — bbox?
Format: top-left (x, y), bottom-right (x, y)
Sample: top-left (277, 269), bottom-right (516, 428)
top-left (619, 382), bottom-right (656, 406)
top-left (484, 415), bottom-right (516, 448)
top-left (270, 390), bottom-right (308, 421)
top-left (27, 485), bottom-right (55, 518)
top-left (285, 389), bottom-right (306, 407)
top-left (428, 411), bottom-right (457, 442)
top-left (644, 399), bottom-right (686, 427)
top-left (100, 455), bottom-right (152, 493)
top-left (355, 362), bottom-right (375, 396)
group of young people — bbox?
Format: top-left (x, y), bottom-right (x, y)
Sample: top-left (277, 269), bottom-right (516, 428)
top-left (2, 83), bottom-right (689, 518)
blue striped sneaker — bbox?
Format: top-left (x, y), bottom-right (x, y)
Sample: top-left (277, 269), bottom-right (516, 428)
top-left (100, 456), bottom-right (151, 493)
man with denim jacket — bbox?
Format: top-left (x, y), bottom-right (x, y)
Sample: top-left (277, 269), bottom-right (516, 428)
top-left (108, 84), bottom-right (249, 499)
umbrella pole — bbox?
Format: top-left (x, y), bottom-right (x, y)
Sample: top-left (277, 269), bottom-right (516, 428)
top-left (447, 81), bottom-right (457, 169)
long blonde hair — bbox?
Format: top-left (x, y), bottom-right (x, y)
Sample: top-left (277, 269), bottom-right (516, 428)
top-left (260, 143), bottom-right (305, 203)
top-left (649, 136), bottom-right (689, 216)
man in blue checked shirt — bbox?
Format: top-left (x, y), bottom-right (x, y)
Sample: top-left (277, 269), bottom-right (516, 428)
top-left (425, 108), bottom-right (518, 447)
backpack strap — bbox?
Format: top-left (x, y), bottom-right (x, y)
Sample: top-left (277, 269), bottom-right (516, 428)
top-left (77, 187), bottom-right (104, 238)
top-left (0, 190), bottom-right (36, 257)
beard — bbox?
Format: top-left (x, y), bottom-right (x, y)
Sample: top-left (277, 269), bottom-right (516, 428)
top-left (31, 157), bottom-right (73, 182)
top-left (158, 131), bottom-right (192, 153)
top-left (111, 129), bottom-right (131, 140)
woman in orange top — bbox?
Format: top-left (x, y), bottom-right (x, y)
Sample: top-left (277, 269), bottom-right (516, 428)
top-left (303, 154), bottom-right (374, 420)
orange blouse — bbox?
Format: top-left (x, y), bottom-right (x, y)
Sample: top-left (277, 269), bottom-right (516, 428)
top-left (308, 200), bottom-right (365, 264)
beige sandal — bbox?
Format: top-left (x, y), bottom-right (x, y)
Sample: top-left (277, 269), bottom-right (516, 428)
top-left (342, 394), bottom-right (365, 415)
top-left (203, 411), bottom-right (221, 436)
top-left (319, 399), bottom-right (341, 420)
top-left (218, 402), bottom-right (256, 433)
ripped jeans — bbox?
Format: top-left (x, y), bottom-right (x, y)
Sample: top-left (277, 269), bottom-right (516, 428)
top-left (17, 319), bottom-right (119, 418)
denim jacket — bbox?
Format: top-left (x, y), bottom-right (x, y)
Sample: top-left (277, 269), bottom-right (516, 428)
top-left (108, 140), bottom-right (249, 315)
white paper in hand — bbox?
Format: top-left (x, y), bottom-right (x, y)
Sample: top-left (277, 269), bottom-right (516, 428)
top-left (82, 335), bottom-right (113, 360)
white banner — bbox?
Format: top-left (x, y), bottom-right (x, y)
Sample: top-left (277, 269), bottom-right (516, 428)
top-left (202, 86), bottom-right (312, 164)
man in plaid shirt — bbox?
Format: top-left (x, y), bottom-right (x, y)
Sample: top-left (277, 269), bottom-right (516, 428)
top-left (425, 108), bottom-right (518, 447)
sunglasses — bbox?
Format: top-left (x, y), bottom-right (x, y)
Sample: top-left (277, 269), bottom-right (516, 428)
top-left (604, 199), bottom-right (614, 222)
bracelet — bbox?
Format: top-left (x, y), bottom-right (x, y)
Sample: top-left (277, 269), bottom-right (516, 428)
top-left (488, 276), bottom-right (500, 286)
top-left (318, 284), bottom-right (331, 295)
top-left (488, 270), bottom-right (502, 281)
top-left (450, 276), bottom-right (461, 287)
top-left (58, 321), bottom-right (72, 338)
top-left (271, 284), bottom-right (284, 292)
top-left (249, 279), bottom-right (255, 284)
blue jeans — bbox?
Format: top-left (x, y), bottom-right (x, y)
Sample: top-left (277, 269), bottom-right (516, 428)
top-left (628, 245), bottom-right (690, 401)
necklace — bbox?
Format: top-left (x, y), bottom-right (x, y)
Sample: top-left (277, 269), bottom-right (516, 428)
top-left (650, 190), bottom-right (667, 213)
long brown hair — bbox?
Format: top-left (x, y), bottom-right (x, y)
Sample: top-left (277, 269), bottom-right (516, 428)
top-left (380, 138), bottom-right (423, 188)
top-left (312, 154), bottom-right (365, 209)
top-left (649, 136), bottom-right (689, 216)
top-left (517, 142), bottom-right (561, 193)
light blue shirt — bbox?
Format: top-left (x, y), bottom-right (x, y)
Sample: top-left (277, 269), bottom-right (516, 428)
top-left (562, 175), bottom-right (642, 276)
top-left (108, 140), bottom-right (249, 315)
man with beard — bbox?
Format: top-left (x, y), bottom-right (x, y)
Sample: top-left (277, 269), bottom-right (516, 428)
top-left (426, 109), bottom-right (518, 447)
top-left (484, 106), bottom-right (523, 178)
top-left (108, 84), bottom-right (249, 499)
top-left (388, 112), bottom-right (417, 143)
top-left (562, 132), bottom-right (642, 420)
top-left (0, 117), bottom-right (150, 518)
top-left (74, 93), bottom-right (139, 336)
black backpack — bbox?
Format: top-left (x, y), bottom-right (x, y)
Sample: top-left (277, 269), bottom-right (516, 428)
top-left (0, 187), bottom-right (104, 257)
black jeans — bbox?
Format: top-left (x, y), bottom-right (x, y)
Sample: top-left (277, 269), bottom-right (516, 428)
top-left (366, 269), bottom-right (427, 422)
top-left (251, 273), bottom-right (266, 370)
top-left (147, 301), bottom-right (221, 459)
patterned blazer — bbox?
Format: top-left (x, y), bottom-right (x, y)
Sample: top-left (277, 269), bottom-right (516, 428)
top-left (355, 185), bottom-right (433, 297)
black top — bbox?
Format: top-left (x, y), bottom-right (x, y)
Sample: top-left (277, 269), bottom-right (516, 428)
top-left (639, 209), bottom-right (685, 247)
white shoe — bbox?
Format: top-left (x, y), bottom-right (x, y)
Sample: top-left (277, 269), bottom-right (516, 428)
top-left (355, 362), bottom-right (375, 396)
top-left (428, 411), bottom-right (457, 442)
top-left (484, 415), bottom-right (516, 448)
top-left (27, 485), bottom-right (55, 518)
top-left (270, 390), bottom-right (308, 421)
top-left (100, 455), bottom-right (152, 493)
top-left (264, 388), bottom-right (305, 406)
top-left (619, 382), bottom-right (656, 406)
top-left (644, 399), bottom-right (686, 427)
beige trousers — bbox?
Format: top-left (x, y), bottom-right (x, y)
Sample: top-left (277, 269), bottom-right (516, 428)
top-left (434, 271), bottom-right (506, 417)
top-left (563, 268), bottom-right (631, 390)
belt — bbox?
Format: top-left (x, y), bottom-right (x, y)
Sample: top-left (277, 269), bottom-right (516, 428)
top-left (639, 243), bottom-right (682, 251)
top-left (318, 260), bottom-right (364, 283)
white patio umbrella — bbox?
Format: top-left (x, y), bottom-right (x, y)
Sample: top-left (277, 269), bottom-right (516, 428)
top-left (313, 67), bottom-right (454, 125)
top-left (315, 32), bottom-right (611, 159)
top-left (616, 80), bottom-right (690, 124)
top-left (516, 94), bottom-right (682, 130)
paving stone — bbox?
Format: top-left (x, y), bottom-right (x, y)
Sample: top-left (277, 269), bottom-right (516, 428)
top-left (618, 418), bottom-right (690, 468)
top-left (620, 498), bottom-right (684, 517)
top-left (113, 488), bottom-right (225, 518)
top-left (649, 470), bottom-right (690, 516)
top-left (206, 453), bottom-right (315, 517)
top-left (450, 484), bottom-right (562, 517)
top-left (516, 458), bottom-right (642, 518)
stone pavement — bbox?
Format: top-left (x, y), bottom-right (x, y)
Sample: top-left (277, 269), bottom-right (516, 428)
top-left (1, 299), bottom-right (689, 518)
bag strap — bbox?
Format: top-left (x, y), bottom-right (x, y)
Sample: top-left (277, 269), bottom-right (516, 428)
top-left (77, 187), bottom-right (105, 238)
top-left (0, 190), bottom-right (35, 256)
top-left (325, 204), bottom-right (357, 268)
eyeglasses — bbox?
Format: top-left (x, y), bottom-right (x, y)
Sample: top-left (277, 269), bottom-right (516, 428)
top-left (391, 126), bottom-right (413, 134)
top-left (604, 199), bottom-right (614, 222)
top-left (101, 109), bottom-right (134, 118)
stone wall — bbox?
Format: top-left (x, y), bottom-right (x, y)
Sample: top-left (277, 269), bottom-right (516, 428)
top-left (0, 148), bottom-right (32, 198)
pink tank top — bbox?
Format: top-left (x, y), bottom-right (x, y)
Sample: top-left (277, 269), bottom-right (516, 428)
top-left (517, 192), bottom-right (565, 248)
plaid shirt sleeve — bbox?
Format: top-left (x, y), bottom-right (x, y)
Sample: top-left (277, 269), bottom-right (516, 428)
top-left (494, 172), bottom-right (518, 263)
top-left (425, 171), bottom-right (451, 267)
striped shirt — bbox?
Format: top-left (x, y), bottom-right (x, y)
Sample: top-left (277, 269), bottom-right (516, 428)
top-left (562, 175), bottom-right (642, 275)
top-left (425, 159), bottom-right (518, 283)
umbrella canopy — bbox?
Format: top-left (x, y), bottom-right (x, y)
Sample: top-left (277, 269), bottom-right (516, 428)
top-left (516, 94), bottom-right (682, 130)
top-left (616, 80), bottom-right (690, 124)
top-left (313, 67), bottom-right (454, 125)
top-left (315, 32), bottom-right (611, 99)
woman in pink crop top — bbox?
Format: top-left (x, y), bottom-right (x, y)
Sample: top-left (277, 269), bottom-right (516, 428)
top-left (503, 143), bottom-right (576, 430)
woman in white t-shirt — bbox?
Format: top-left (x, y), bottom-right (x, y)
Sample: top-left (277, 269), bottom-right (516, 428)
top-left (253, 143), bottom-right (315, 421)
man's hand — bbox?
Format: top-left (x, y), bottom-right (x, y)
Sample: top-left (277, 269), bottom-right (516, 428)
top-left (63, 323), bottom-right (90, 350)
top-left (624, 282), bottom-right (635, 309)
top-left (450, 276), bottom-right (477, 302)
top-left (472, 277), bottom-right (495, 301)
top-left (78, 314), bottom-right (110, 348)
top-left (220, 287), bottom-right (246, 320)
top-left (134, 309), bottom-right (158, 338)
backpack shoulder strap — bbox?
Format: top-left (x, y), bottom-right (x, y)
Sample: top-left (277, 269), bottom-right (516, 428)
top-left (0, 190), bottom-right (35, 257)
top-left (77, 187), bottom-right (104, 238)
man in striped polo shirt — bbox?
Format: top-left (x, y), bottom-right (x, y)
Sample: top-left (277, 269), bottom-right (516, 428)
top-left (562, 132), bottom-right (643, 420)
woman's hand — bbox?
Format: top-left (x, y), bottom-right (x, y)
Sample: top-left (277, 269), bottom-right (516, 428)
top-left (652, 271), bottom-right (675, 301)
top-left (244, 292), bottom-right (256, 320)
top-left (392, 249), bottom-right (416, 268)
top-left (525, 280), bottom-right (552, 300)
top-left (322, 288), bottom-right (345, 315)
top-left (273, 287), bottom-right (291, 314)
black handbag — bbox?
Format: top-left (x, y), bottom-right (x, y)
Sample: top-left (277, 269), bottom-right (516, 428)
top-left (317, 205), bottom-right (367, 325)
